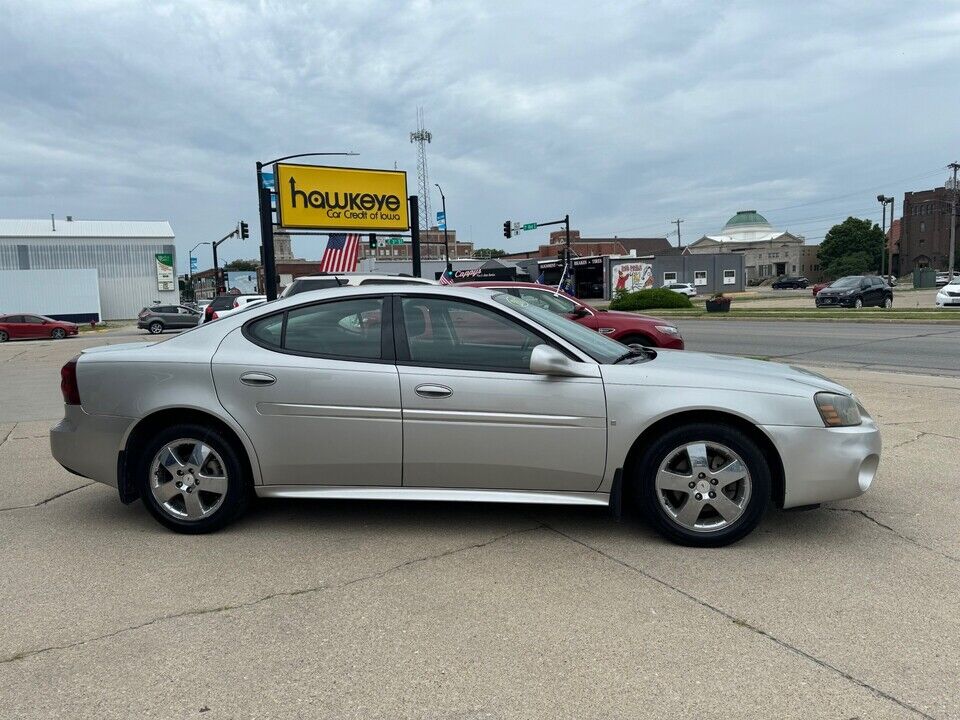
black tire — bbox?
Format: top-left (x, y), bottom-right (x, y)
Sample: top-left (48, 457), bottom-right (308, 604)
top-left (0, 330), bottom-right (7, 342)
top-left (51, 328), bottom-right (66, 339)
top-left (620, 333), bottom-right (655, 348)
top-left (883, 296), bottom-right (893, 309)
top-left (632, 423), bottom-right (772, 547)
top-left (137, 422), bottom-right (251, 533)
top-left (148, 321), bottom-right (164, 335)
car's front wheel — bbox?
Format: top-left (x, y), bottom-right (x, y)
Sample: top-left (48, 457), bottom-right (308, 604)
top-left (137, 423), bottom-right (250, 533)
top-left (883, 296), bottom-right (893, 309)
top-left (854, 297), bottom-right (864, 309)
top-left (148, 321), bottom-right (164, 334)
top-left (620, 333), bottom-right (654, 347)
top-left (633, 423), bottom-right (771, 547)
top-left (51, 328), bottom-right (66, 339)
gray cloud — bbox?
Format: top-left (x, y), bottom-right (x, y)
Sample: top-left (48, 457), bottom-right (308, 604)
top-left (0, 0), bottom-right (957, 269)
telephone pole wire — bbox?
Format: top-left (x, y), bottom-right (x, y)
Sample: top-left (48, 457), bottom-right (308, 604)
top-left (948, 162), bottom-right (959, 282)
top-left (673, 218), bottom-right (684, 248)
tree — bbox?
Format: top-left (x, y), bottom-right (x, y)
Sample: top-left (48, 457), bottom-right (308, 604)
top-left (223, 259), bottom-right (260, 271)
top-left (473, 248), bottom-right (506, 259)
top-left (818, 217), bottom-right (884, 278)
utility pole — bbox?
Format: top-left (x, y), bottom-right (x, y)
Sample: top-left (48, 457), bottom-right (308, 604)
top-left (435, 183), bottom-right (451, 271)
top-left (877, 195), bottom-right (892, 279)
top-left (949, 162), bottom-right (959, 282)
top-left (888, 196), bottom-right (895, 279)
top-left (673, 218), bottom-right (684, 248)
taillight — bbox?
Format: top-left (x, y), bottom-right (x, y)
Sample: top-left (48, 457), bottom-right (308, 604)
top-left (211, 311), bottom-right (219, 320)
top-left (60, 356), bottom-right (81, 405)
top-left (205, 305), bottom-right (214, 317)
top-left (232, 299), bottom-right (239, 308)
top-left (138, 309), bottom-right (149, 319)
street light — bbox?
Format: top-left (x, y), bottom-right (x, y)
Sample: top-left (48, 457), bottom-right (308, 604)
top-left (256, 151), bottom-right (359, 300)
top-left (877, 195), bottom-right (893, 279)
top-left (434, 183), bottom-right (451, 270)
top-left (189, 241), bottom-right (211, 282)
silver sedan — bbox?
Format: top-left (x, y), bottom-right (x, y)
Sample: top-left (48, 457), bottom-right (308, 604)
top-left (51, 286), bottom-right (880, 546)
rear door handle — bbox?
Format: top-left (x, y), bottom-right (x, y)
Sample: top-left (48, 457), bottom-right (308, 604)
top-left (415, 383), bottom-right (452, 399)
top-left (240, 372), bottom-right (277, 387)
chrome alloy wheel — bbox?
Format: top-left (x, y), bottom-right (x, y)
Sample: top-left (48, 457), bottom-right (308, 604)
top-left (654, 442), bottom-right (752, 533)
top-left (149, 438), bottom-right (228, 521)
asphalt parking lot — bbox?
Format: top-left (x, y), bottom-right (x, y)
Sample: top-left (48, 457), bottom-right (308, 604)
top-left (1, 334), bottom-right (958, 719)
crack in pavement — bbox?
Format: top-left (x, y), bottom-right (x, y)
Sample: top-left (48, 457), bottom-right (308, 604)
top-left (827, 508), bottom-right (959, 565)
top-left (0, 482), bottom-right (96, 512)
top-left (0, 424), bottom-right (14, 451)
top-left (0, 523), bottom-right (544, 665)
top-left (886, 430), bottom-right (960, 453)
top-left (543, 524), bottom-right (938, 720)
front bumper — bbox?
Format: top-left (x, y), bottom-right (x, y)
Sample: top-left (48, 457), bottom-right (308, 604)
top-left (815, 295), bottom-right (855, 308)
top-left (762, 419), bottom-right (881, 508)
top-left (936, 294), bottom-right (960, 307)
top-left (50, 405), bottom-right (135, 488)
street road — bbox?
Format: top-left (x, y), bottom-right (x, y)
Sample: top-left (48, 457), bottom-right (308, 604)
top-left (1, 334), bottom-right (958, 718)
top-left (679, 320), bottom-right (960, 376)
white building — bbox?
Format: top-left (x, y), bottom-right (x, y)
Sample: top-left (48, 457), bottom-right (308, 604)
top-left (0, 218), bottom-right (177, 320)
top-left (686, 211), bottom-right (811, 282)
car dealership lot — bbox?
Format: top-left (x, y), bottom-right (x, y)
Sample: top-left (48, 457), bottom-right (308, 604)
top-left (1, 335), bottom-right (958, 718)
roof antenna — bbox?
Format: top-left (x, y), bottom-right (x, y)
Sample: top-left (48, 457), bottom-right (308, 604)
top-left (51, 213), bottom-right (56, 232)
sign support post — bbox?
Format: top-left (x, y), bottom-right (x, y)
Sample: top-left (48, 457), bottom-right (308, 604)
top-left (409, 195), bottom-right (421, 278)
top-left (256, 161), bottom-right (278, 300)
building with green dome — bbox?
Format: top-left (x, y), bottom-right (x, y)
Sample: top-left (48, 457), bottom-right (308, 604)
top-left (687, 211), bottom-right (822, 283)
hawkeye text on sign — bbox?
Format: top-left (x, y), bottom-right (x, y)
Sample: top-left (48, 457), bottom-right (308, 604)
top-left (275, 163), bottom-right (409, 231)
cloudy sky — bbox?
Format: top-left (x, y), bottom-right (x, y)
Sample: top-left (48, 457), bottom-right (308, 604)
top-left (1, 0), bottom-right (958, 271)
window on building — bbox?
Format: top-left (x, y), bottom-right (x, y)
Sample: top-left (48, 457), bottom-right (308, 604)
top-left (663, 271), bottom-right (678, 283)
top-left (723, 270), bottom-right (736, 285)
top-left (792, 265), bottom-right (796, 272)
top-left (920, 221), bottom-right (925, 232)
top-left (693, 270), bottom-right (707, 286)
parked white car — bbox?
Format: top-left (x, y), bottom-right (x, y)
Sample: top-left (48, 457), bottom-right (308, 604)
top-left (281, 273), bottom-right (436, 297)
top-left (664, 282), bottom-right (697, 297)
top-left (935, 276), bottom-right (960, 307)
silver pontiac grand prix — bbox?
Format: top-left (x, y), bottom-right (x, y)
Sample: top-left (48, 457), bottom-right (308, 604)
top-left (51, 286), bottom-right (880, 547)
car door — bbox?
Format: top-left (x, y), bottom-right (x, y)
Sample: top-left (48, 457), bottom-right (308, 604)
top-left (175, 306), bottom-right (199, 328)
top-left (859, 278), bottom-right (877, 305)
top-left (394, 294), bottom-right (607, 492)
top-left (2, 315), bottom-right (23, 339)
top-left (212, 295), bottom-right (402, 486)
top-left (21, 315), bottom-right (46, 338)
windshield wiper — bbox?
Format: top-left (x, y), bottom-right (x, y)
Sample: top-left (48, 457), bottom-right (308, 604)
top-left (612, 346), bottom-right (648, 364)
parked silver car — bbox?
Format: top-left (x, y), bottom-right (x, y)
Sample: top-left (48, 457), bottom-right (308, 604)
top-left (51, 286), bottom-right (880, 546)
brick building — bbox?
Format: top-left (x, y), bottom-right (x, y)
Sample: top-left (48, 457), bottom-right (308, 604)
top-left (538, 230), bottom-right (674, 259)
top-left (897, 186), bottom-right (959, 274)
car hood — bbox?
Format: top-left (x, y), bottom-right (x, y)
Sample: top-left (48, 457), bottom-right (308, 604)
top-left (817, 287), bottom-right (856, 296)
top-left (597, 310), bottom-right (668, 324)
top-left (601, 349), bottom-right (851, 397)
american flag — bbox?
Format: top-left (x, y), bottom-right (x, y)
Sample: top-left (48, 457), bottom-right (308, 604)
top-left (438, 270), bottom-right (455, 285)
top-left (319, 233), bottom-right (360, 272)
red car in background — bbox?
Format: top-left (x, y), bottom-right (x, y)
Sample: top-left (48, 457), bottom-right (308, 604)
top-left (811, 281), bottom-right (831, 296)
top-left (456, 281), bottom-right (684, 349)
top-left (0, 314), bottom-right (79, 342)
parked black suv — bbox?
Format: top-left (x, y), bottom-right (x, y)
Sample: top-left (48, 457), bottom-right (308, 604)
top-left (771, 275), bottom-right (809, 289)
top-left (815, 276), bottom-right (893, 309)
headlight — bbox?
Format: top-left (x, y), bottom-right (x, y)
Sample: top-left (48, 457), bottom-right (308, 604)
top-left (815, 392), bottom-right (862, 427)
top-left (655, 325), bottom-right (680, 336)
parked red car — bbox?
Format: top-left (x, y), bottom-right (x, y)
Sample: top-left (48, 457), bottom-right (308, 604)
top-left (811, 281), bottom-right (831, 296)
top-left (0, 314), bottom-right (79, 342)
top-left (456, 281), bottom-right (684, 349)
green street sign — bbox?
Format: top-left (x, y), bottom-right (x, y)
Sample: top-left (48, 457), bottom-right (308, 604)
top-left (521, 223), bottom-right (538, 231)
top-left (385, 236), bottom-right (404, 245)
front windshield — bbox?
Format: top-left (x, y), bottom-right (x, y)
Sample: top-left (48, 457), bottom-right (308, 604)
top-left (831, 276), bottom-right (862, 288)
top-left (492, 292), bottom-right (627, 364)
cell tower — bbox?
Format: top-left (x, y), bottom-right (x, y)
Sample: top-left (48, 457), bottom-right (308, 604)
top-left (409, 107), bottom-right (432, 231)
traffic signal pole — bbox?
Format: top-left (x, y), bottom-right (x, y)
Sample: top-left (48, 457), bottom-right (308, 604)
top-left (409, 195), bottom-right (422, 278)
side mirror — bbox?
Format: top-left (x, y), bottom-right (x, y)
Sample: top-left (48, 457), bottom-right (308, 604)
top-left (572, 306), bottom-right (590, 318)
top-left (530, 344), bottom-right (591, 377)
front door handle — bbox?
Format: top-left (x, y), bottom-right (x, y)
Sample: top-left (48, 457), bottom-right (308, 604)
top-left (240, 371), bottom-right (277, 387)
top-left (415, 383), bottom-right (452, 399)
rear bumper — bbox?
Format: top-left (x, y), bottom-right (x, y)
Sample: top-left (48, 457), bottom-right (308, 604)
top-left (50, 406), bottom-right (134, 488)
top-left (761, 420), bottom-right (881, 508)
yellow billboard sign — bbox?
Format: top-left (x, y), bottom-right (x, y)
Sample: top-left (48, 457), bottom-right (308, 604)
top-left (275, 163), bottom-right (409, 231)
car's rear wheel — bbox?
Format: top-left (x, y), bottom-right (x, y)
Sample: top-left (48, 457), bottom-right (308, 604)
top-left (0, 330), bottom-right (7, 342)
top-left (148, 321), bottom-right (164, 334)
top-left (51, 328), bottom-right (66, 339)
top-left (854, 297), bottom-right (863, 309)
top-left (633, 423), bottom-right (771, 547)
top-left (137, 423), bottom-right (250, 533)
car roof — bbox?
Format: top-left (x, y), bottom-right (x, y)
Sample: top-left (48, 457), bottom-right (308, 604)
top-left (293, 273), bottom-right (431, 280)
top-left (457, 281), bottom-right (551, 289)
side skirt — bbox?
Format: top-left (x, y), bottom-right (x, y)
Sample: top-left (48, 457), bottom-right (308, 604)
top-left (255, 485), bottom-right (611, 507)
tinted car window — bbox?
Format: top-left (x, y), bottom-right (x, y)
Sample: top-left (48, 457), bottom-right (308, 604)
top-left (247, 313), bottom-right (284, 347)
top-left (285, 278), bottom-right (341, 296)
top-left (402, 297), bottom-right (541, 371)
top-left (4, 316), bottom-right (23, 323)
top-left (284, 297), bottom-right (383, 358)
top-left (23, 315), bottom-right (44, 323)
top-left (209, 296), bottom-right (237, 311)
top-left (359, 278), bottom-right (421, 285)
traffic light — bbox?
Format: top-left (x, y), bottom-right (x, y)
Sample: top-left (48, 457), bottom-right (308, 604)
top-left (239, 221), bottom-right (249, 239)
top-left (369, 233), bottom-right (378, 249)
top-left (503, 221), bottom-right (512, 239)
